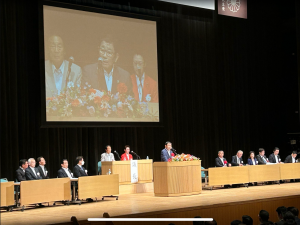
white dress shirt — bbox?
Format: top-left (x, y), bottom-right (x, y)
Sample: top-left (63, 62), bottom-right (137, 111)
top-left (104, 67), bottom-right (114, 92)
top-left (63, 167), bottom-right (72, 178)
top-left (20, 167), bottom-right (25, 172)
top-left (252, 159), bottom-right (256, 165)
top-left (275, 155), bottom-right (279, 163)
top-left (136, 73), bottom-right (145, 102)
top-left (292, 157), bottom-right (296, 163)
top-left (52, 62), bottom-right (65, 95)
top-left (30, 166), bottom-right (37, 177)
top-left (39, 165), bottom-right (46, 176)
top-left (219, 157), bottom-right (225, 166)
top-left (101, 152), bottom-right (115, 162)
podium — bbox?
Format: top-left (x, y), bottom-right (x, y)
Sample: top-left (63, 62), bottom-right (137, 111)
top-left (102, 160), bottom-right (153, 184)
top-left (153, 160), bottom-right (202, 197)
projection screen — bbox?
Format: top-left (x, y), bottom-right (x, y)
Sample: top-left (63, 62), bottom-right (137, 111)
top-left (43, 5), bottom-right (159, 123)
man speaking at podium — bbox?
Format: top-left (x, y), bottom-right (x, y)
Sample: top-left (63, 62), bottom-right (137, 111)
top-left (161, 141), bottom-right (174, 162)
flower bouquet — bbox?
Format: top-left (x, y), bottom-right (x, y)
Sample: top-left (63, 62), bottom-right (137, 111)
top-left (168, 153), bottom-right (200, 162)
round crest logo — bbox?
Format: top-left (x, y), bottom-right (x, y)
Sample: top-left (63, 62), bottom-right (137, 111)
top-left (227, 0), bottom-right (241, 13)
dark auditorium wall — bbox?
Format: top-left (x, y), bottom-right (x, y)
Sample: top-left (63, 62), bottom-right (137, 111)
top-left (1, 0), bottom-right (299, 180)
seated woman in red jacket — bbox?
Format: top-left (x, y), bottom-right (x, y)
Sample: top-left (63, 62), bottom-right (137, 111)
top-left (121, 145), bottom-right (133, 161)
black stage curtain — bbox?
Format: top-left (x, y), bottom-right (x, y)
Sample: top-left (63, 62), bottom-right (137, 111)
top-left (1, 0), bottom-right (298, 180)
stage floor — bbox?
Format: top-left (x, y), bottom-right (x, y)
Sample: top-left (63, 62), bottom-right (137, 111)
top-left (1, 183), bottom-right (300, 225)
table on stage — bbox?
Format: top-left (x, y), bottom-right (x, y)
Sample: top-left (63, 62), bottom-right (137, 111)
top-left (208, 163), bottom-right (300, 187)
top-left (102, 160), bottom-right (153, 184)
top-left (0, 181), bottom-right (15, 211)
top-left (153, 160), bottom-right (202, 197)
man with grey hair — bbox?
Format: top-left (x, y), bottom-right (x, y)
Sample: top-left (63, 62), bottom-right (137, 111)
top-left (215, 150), bottom-right (231, 167)
top-left (25, 158), bottom-right (42, 180)
top-left (231, 150), bottom-right (244, 166)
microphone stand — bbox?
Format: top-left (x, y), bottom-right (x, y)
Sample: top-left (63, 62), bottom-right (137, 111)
top-left (131, 151), bottom-right (140, 160)
top-left (114, 151), bottom-right (120, 160)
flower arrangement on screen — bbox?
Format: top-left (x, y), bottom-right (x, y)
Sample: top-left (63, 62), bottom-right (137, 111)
top-left (168, 153), bottom-right (200, 162)
top-left (46, 82), bottom-right (158, 120)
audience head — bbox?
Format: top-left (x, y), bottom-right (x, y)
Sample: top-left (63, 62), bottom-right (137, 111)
top-left (287, 207), bottom-right (299, 217)
top-left (218, 150), bottom-right (224, 158)
top-left (124, 145), bottom-right (130, 154)
top-left (61, 159), bottom-right (68, 169)
top-left (19, 159), bottom-right (28, 169)
top-left (193, 216), bottom-right (204, 225)
top-left (259, 210), bottom-right (269, 222)
top-left (242, 215), bottom-right (253, 225)
top-left (37, 156), bottom-right (46, 166)
top-left (28, 158), bottom-right (36, 168)
top-left (276, 206), bottom-right (287, 219)
top-left (75, 156), bottom-right (84, 165)
top-left (105, 145), bottom-right (112, 154)
top-left (165, 141), bottom-right (172, 150)
top-left (231, 220), bottom-right (242, 225)
top-left (237, 150), bottom-right (243, 158)
top-left (259, 148), bottom-right (265, 156)
top-left (248, 151), bottom-right (255, 159)
top-left (292, 151), bottom-right (297, 158)
top-left (284, 211), bottom-right (296, 221)
top-left (204, 220), bottom-right (217, 225)
top-left (273, 147), bottom-right (279, 155)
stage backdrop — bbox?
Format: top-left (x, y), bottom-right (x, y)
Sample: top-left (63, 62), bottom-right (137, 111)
top-left (0, 0), bottom-right (298, 181)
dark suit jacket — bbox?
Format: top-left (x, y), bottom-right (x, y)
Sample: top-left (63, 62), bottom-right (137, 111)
top-left (161, 149), bottom-right (173, 162)
top-left (36, 165), bottom-right (49, 179)
top-left (256, 154), bottom-right (268, 165)
top-left (215, 157), bottom-right (229, 167)
top-left (295, 216), bottom-right (300, 225)
top-left (83, 63), bottom-right (132, 95)
top-left (16, 168), bottom-right (26, 182)
top-left (25, 167), bottom-right (42, 180)
top-left (57, 168), bottom-right (73, 178)
top-left (275, 220), bottom-right (285, 225)
top-left (73, 165), bottom-right (88, 178)
top-left (284, 155), bottom-right (296, 163)
top-left (247, 158), bottom-right (258, 165)
top-left (268, 153), bottom-right (281, 163)
top-left (231, 155), bottom-right (244, 166)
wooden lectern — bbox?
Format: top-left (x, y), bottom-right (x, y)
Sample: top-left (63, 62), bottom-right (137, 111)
top-left (153, 160), bottom-right (202, 197)
top-left (102, 160), bottom-right (153, 184)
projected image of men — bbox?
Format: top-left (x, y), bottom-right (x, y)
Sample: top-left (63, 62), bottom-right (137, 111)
top-left (83, 36), bottom-right (132, 95)
top-left (45, 35), bottom-right (82, 98)
top-left (131, 54), bottom-right (158, 103)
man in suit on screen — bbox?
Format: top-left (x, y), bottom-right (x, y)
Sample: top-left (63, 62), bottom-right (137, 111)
top-left (16, 159), bottom-right (28, 182)
top-left (256, 148), bottom-right (269, 165)
top-left (130, 53), bottom-right (158, 102)
top-left (82, 35), bottom-right (132, 95)
top-left (36, 156), bottom-right (49, 179)
top-left (161, 141), bottom-right (174, 162)
top-left (58, 159), bottom-right (73, 178)
top-left (284, 151), bottom-right (298, 163)
top-left (215, 150), bottom-right (231, 167)
top-left (25, 158), bottom-right (42, 180)
top-left (231, 150), bottom-right (244, 166)
top-left (268, 147), bottom-right (282, 164)
top-left (45, 35), bottom-right (82, 98)
top-left (73, 156), bottom-right (88, 178)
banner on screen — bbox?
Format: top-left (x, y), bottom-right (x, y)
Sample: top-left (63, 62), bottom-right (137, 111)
top-left (218, 0), bottom-right (247, 19)
top-left (43, 6), bottom-right (159, 122)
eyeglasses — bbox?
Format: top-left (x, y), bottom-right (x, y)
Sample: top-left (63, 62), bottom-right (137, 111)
top-left (99, 48), bottom-right (114, 57)
top-left (49, 45), bottom-right (63, 51)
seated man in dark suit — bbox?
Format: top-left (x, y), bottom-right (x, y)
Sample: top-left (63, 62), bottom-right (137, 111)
top-left (269, 147), bottom-right (282, 164)
top-left (73, 156), bottom-right (88, 178)
top-left (242, 215), bottom-right (253, 225)
top-left (285, 151), bottom-right (298, 163)
top-left (215, 150), bottom-right (231, 167)
top-left (256, 148), bottom-right (269, 165)
top-left (287, 207), bottom-right (300, 225)
top-left (231, 150), bottom-right (244, 166)
top-left (258, 210), bottom-right (273, 225)
top-left (82, 35), bottom-right (132, 95)
top-left (36, 156), bottom-right (49, 179)
top-left (16, 159), bottom-right (28, 182)
top-left (25, 158), bottom-right (42, 180)
top-left (58, 159), bottom-right (73, 178)
top-left (161, 141), bottom-right (174, 162)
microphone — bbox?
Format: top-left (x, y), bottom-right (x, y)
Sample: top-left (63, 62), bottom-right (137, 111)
top-left (113, 150), bottom-right (120, 160)
top-left (131, 151), bottom-right (140, 159)
top-left (171, 148), bottom-right (177, 155)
